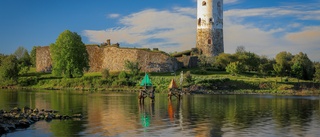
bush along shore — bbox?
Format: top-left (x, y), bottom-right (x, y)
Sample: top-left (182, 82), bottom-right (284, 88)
top-left (184, 78), bottom-right (320, 95)
top-left (3, 77), bottom-right (318, 95)
top-left (1, 68), bottom-right (320, 95)
top-left (0, 106), bottom-right (82, 136)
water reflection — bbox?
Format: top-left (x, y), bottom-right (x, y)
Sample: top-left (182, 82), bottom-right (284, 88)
top-left (138, 103), bottom-right (152, 128)
top-left (0, 90), bottom-right (319, 137)
top-left (168, 100), bottom-right (174, 121)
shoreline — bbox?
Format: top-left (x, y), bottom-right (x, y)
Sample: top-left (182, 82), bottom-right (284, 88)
top-left (0, 106), bottom-right (82, 136)
top-left (1, 85), bottom-right (320, 96)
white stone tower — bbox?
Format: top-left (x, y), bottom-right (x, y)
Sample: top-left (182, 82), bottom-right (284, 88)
top-left (196, 0), bottom-right (224, 57)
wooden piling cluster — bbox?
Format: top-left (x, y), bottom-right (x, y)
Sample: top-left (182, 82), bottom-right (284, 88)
top-left (138, 88), bottom-right (155, 103)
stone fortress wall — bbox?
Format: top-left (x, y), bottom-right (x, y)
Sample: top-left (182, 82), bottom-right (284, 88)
top-left (36, 43), bottom-right (191, 73)
top-left (36, 46), bottom-right (52, 72)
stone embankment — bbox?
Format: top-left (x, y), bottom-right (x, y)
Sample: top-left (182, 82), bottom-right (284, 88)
top-left (0, 106), bottom-right (82, 136)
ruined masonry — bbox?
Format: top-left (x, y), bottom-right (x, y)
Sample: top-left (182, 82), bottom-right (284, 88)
top-left (36, 44), bottom-right (188, 73)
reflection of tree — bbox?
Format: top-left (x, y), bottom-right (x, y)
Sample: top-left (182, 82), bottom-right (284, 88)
top-left (50, 120), bottom-right (86, 137)
top-left (0, 90), bottom-right (37, 110)
top-left (272, 97), bottom-right (315, 131)
top-left (180, 95), bottom-right (319, 136)
top-left (49, 91), bottom-right (87, 137)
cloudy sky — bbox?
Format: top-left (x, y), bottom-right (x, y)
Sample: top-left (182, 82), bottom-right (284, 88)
top-left (0, 0), bottom-right (319, 61)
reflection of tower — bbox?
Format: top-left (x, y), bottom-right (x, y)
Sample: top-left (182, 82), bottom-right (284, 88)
top-left (196, 0), bottom-right (224, 57)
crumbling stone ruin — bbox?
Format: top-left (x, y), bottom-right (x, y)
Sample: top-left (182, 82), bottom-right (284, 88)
top-left (36, 40), bottom-right (193, 73)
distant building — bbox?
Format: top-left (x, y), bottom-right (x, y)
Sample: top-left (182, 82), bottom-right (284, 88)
top-left (196, 0), bottom-right (224, 57)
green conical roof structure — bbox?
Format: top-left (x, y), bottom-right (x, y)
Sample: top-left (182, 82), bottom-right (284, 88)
top-left (140, 73), bottom-right (152, 87)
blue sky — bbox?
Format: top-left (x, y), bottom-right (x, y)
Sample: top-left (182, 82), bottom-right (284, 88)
top-left (1, 0), bottom-right (319, 61)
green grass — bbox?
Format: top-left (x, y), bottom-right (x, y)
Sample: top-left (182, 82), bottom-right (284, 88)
top-left (84, 72), bottom-right (102, 77)
top-left (12, 67), bottom-right (319, 95)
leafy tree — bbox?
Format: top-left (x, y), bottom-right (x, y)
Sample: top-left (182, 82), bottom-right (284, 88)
top-left (273, 51), bottom-right (293, 77)
top-left (118, 71), bottom-right (128, 79)
top-left (198, 55), bottom-right (215, 70)
top-left (0, 55), bottom-right (19, 84)
top-left (214, 53), bottom-right (236, 70)
top-left (20, 50), bottom-right (31, 66)
top-left (14, 46), bottom-right (28, 60)
top-left (101, 68), bottom-right (110, 79)
top-left (291, 61), bottom-right (303, 79)
top-left (236, 51), bottom-right (259, 72)
top-left (50, 30), bottom-right (89, 78)
top-left (226, 61), bottom-right (244, 75)
top-left (184, 71), bottom-right (193, 84)
top-left (124, 60), bottom-right (141, 76)
top-left (13, 46), bottom-right (31, 75)
top-left (258, 56), bottom-right (275, 76)
top-left (0, 54), bottom-right (6, 64)
top-left (235, 46), bottom-right (246, 54)
top-left (314, 62), bottom-right (320, 82)
top-left (30, 46), bottom-right (40, 66)
top-left (13, 46), bottom-right (31, 66)
top-left (291, 52), bottom-right (314, 80)
top-left (19, 51), bottom-right (32, 75)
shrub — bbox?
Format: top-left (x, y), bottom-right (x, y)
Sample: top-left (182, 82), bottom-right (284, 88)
top-left (191, 69), bottom-right (207, 75)
top-left (226, 61), bottom-right (244, 75)
top-left (112, 79), bottom-right (128, 86)
top-left (101, 68), bottom-right (110, 79)
top-left (18, 77), bottom-right (38, 86)
top-left (278, 84), bottom-right (294, 90)
top-left (118, 71), bottom-right (128, 79)
top-left (184, 71), bottom-right (193, 84)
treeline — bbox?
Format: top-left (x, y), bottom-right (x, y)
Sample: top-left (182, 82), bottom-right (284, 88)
top-left (0, 46), bottom-right (38, 86)
top-left (197, 46), bottom-right (320, 82)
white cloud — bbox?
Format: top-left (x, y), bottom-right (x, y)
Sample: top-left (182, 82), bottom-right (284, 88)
top-left (288, 23), bottom-right (301, 28)
top-left (224, 0), bottom-right (239, 4)
top-left (84, 2), bottom-right (320, 62)
top-left (84, 8), bottom-right (196, 53)
top-left (108, 13), bottom-right (120, 18)
top-left (192, 0), bottom-right (239, 4)
top-left (225, 7), bottom-right (320, 21)
top-left (224, 5), bottom-right (320, 61)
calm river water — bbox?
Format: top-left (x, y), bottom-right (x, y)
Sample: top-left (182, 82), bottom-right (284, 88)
top-left (0, 90), bottom-right (320, 137)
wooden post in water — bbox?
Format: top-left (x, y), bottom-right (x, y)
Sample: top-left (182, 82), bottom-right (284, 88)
top-left (138, 86), bottom-right (155, 104)
top-left (139, 73), bottom-right (155, 103)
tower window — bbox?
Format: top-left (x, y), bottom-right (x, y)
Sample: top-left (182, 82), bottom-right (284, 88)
top-left (202, 1), bottom-right (206, 6)
top-left (209, 18), bottom-right (213, 22)
top-left (198, 18), bottom-right (201, 26)
top-left (208, 39), bottom-right (212, 44)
